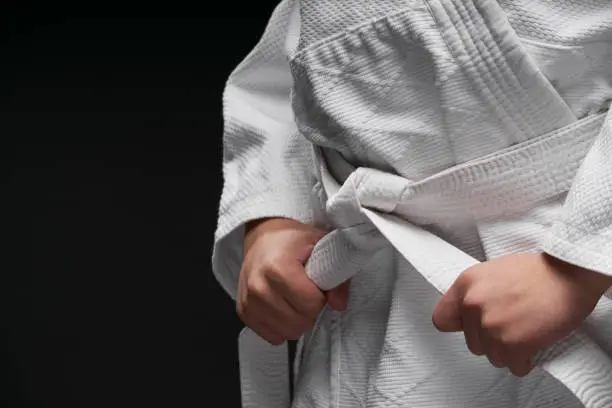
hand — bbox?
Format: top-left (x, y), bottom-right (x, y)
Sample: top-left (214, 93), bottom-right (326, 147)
top-left (432, 253), bottom-right (612, 376)
top-left (237, 217), bottom-right (350, 345)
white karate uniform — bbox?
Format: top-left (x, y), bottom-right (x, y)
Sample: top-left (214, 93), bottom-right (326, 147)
top-left (213, 1), bottom-right (612, 406)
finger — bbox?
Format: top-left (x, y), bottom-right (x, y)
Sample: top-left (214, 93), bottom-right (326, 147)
top-left (502, 348), bottom-right (535, 377)
top-left (238, 297), bottom-right (286, 345)
top-left (248, 316), bottom-right (286, 346)
top-left (237, 268), bottom-right (248, 311)
top-left (479, 330), bottom-right (506, 367)
top-left (326, 280), bottom-right (351, 311)
top-left (268, 264), bottom-right (326, 317)
top-left (294, 232), bottom-right (328, 265)
top-left (485, 347), bottom-right (506, 368)
top-left (432, 283), bottom-right (463, 332)
top-left (462, 307), bottom-right (485, 356)
top-left (249, 288), bottom-right (315, 339)
top-left (506, 355), bottom-right (534, 377)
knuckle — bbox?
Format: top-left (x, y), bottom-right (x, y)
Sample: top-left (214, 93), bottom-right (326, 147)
top-left (263, 261), bottom-right (285, 282)
top-left (246, 277), bottom-right (268, 298)
top-left (460, 267), bottom-right (479, 285)
top-left (462, 290), bottom-right (483, 310)
top-left (480, 315), bottom-right (502, 332)
top-left (498, 331), bottom-right (524, 349)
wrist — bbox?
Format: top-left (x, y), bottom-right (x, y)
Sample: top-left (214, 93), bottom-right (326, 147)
top-left (544, 253), bottom-right (612, 297)
top-left (245, 217), bottom-right (298, 236)
top-left (244, 217), bottom-right (302, 255)
top-left (245, 218), bottom-right (273, 236)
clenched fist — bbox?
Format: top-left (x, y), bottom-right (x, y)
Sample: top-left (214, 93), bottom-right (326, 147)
top-left (433, 253), bottom-right (612, 377)
top-left (238, 217), bottom-right (350, 345)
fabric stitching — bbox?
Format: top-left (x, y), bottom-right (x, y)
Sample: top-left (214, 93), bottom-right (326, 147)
top-left (426, 0), bottom-right (520, 139)
top-left (291, 7), bottom-right (421, 63)
top-left (463, 0), bottom-right (543, 137)
top-left (298, 65), bottom-right (433, 88)
top-left (445, 0), bottom-right (535, 139)
top-left (554, 220), bottom-right (612, 240)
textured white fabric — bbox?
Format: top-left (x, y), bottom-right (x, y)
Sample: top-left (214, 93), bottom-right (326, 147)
top-left (214, 0), bottom-right (612, 407)
top-left (213, 0), bottom-right (314, 299)
top-left (239, 329), bottom-right (291, 408)
top-left (541, 116), bottom-right (612, 276)
top-left (314, 146), bottom-right (612, 408)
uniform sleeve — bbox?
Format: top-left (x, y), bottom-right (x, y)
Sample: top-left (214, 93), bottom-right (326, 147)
top-left (212, 0), bottom-right (317, 299)
top-left (541, 110), bottom-right (612, 276)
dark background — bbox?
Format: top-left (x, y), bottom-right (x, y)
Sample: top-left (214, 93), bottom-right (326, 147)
top-left (2, 4), bottom-right (278, 407)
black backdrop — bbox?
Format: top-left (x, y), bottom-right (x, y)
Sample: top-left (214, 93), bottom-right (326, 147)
top-left (1, 4), bottom-right (279, 407)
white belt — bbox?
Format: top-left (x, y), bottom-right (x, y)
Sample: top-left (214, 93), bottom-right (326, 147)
top-left (238, 112), bottom-right (612, 408)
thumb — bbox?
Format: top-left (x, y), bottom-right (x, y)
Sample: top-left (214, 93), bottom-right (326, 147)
top-left (326, 280), bottom-right (351, 311)
top-left (432, 283), bottom-right (463, 332)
